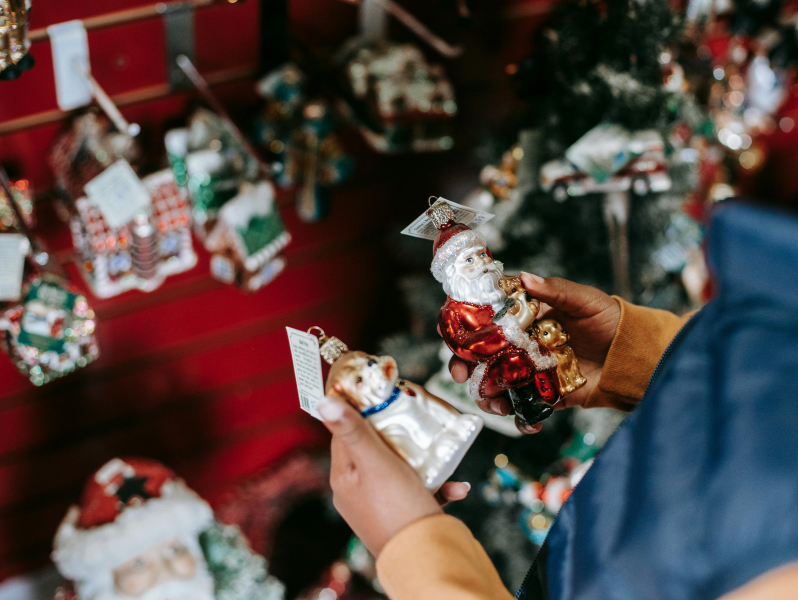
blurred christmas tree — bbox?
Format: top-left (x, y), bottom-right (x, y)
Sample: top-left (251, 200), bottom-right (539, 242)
top-left (516, 0), bottom-right (682, 153)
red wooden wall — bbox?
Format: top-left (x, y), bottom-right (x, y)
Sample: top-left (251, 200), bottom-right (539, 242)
top-left (0, 0), bottom-right (552, 582)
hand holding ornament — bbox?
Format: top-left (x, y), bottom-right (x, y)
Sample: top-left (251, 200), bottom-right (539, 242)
top-left (317, 393), bottom-right (471, 558)
top-left (445, 273), bottom-right (620, 434)
top-left (312, 328), bottom-right (482, 491)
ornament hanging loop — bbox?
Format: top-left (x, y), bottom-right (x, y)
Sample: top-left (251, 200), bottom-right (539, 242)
top-left (428, 195), bottom-right (438, 206)
top-left (307, 326), bottom-right (328, 344)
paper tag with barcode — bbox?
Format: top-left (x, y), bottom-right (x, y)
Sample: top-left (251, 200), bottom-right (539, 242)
top-left (84, 160), bottom-right (151, 229)
top-left (0, 233), bottom-right (29, 301)
top-left (286, 327), bottom-right (326, 420)
top-left (400, 197), bottom-right (495, 240)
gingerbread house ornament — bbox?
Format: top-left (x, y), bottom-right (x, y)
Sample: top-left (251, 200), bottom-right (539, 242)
top-left (70, 169), bottom-right (197, 298)
top-left (205, 181), bottom-right (291, 292)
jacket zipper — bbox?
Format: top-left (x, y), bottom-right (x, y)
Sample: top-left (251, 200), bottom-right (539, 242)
top-left (515, 313), bottom-right (700, 599)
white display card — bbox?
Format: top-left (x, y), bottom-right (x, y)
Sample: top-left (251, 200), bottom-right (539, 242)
top-left (48, 20), bottom-right (92, 111)
top-left (400, 198), bottom-right (495, 240)
top-left (0, 233), bottom-right (29, 301)
top-left (84, 160), bottom-right (151, 229)
top-left (286, 327), bottom-right (326, 420)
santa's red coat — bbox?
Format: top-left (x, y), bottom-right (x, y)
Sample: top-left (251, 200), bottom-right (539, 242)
top-left (438, 298), bottom-right (558, 402)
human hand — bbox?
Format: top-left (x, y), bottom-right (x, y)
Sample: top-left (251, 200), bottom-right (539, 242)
top-left (318, 396), bottom-right (471, 557)
top-left (446, 274), bottom-right (620, 433)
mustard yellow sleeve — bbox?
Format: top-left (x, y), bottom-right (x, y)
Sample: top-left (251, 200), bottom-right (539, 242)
top-left (376, 514), bottom-right (514, 600)
top-left (719, 562), bottom-right (798, 599)
top-left (584, 297), bottom-right (695, 411)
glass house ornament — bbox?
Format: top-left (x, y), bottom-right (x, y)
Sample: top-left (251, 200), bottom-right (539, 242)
top-left (70, 169), bottom-right (197, 298)
top-left (343, 42), bottom-right (457, 153)
top-left (204, 181), bottom-right (290, 292)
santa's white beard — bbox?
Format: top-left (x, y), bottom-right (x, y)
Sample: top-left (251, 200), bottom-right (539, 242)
top-left (91, 569), bottom-right (215, 600)
top-left (444, 261), bottom-right (507, 312)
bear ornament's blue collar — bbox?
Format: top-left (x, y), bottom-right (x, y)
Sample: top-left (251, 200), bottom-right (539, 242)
top-left (360, 380), bottom-right (409, 417)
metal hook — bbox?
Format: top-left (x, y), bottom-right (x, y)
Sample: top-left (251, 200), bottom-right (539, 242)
top-left (72, 59), bottom-right (140, 137)
top-left (370, 0), bottom-right (463, 59)
top-left (428, 195), bottom-right (438, 206)
top-left (307, 326), bottom-right (326, 341)
top-left (176, 55), bottom-right (272, 180)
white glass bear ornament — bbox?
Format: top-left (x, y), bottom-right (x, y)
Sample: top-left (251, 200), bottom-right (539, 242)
top-left (311, 327), bottom-right (483, 490)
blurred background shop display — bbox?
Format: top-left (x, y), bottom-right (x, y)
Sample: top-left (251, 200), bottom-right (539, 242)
top-left (2, 0), bottom-right (798, 597)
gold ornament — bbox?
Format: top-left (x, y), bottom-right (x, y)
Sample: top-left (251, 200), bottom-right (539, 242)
top-left (534, 319), bottom-right (587, 397)
top-left (0, 0), bottom-right (32, 79)
top-left (498, 276), bottom-right (586, 398)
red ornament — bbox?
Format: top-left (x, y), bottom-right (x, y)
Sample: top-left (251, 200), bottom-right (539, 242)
top-left (427, 201), bottom-right (563, 427)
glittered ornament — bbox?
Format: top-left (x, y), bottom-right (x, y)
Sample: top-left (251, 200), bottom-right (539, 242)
top-left (205, 181), bottom-right (290, 292)
top-left (0, 176), bottom-right (33, 232)
top-left (1, 274), bottom-right (99, 385)
top-left (312, 326), bottom-right (483, 490)
top-left (70, 169), bottom-right (197, 298)
top-left (166, 108), bottom-right (260, 230)
top-left (254, 66), bottom-right (353, 222)
top-left (51, 457), bottom-right (285, 600)
top-left (422, 200), bottom-right (579, 427)
top-left (343, 42), bottom-right (457, 153)
top-left (49, 111), bottom-right (140, 203)
top-left (0, 0), bottom-right (34, 80)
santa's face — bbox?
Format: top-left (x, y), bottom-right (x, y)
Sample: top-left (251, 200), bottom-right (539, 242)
top-left (443, 245), bottom-right (506, 310)
top-left (103, 538), bottom-right (213, 600)
top-left (454, 246), bottom-right (494, 279)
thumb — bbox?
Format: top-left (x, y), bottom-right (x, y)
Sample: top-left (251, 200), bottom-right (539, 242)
top-left (520, 273), bottom-right (613, 318)
top-left (318, 395), bottom-right (380, 456)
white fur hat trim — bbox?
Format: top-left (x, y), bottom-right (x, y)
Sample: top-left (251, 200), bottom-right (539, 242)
top-left (52, 480), bottom-right (214, 582)
top-left (430, 230), bottom-right (487, 283)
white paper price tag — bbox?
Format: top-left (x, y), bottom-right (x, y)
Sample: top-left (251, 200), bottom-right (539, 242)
top-left (84, 160), bottom-right (151, 229)
top-left (400, 198), bottom-right (495, 240)
top-left (286, 327), bottom-right (326, 420)
top-left (0, 233), bottom-right (29, 301)
top-left (48, 20), bottom-right (92, 111)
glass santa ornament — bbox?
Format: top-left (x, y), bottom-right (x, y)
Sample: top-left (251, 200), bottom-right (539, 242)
top-left (428, 200), bottom-right (568, 427)
top-left (312, 327), bottom-right (482, 490)
top-left (51, 457), bottom-right (284, 600)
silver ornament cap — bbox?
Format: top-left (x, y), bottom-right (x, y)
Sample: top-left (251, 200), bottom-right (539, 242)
top-left (426, 199), bottom-right (456, 230)
top-left (308, 327), bottom-right (349, 365)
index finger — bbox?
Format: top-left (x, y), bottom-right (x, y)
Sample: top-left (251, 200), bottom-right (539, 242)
top-left (521, 274), bottom-right (612, 318)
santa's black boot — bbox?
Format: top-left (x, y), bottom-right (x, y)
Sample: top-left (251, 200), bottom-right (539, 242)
top-left (507, 384), bottom-right (554, 426)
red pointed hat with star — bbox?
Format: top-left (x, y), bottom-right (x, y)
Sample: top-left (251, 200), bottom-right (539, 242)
top-left (428, 200), bottom-right (490, 283)
top-left (52, 457), bottom-right (213, 584)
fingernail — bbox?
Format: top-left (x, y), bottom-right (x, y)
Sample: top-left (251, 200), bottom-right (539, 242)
top-left (490, 399), bottom-right (506, 415)
top-left (522, 272), bottom-right (545, 285)
top-left (318, 397), bottom-right (345, 422)
top-left (464, 482), bottom-right (471, 492)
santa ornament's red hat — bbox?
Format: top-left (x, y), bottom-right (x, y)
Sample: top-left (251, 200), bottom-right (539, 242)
top-left (52, 457), bottom-right (213, 585)
top-left (429, 200), bottom-right (489, 283)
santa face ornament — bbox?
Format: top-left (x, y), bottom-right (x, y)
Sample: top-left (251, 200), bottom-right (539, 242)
top-left (426, 200), bottom-right (584, 427)
top-left (51, 458), bottom-right (285, 600)
top-left (313, 329), bottom-right (482, 491)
